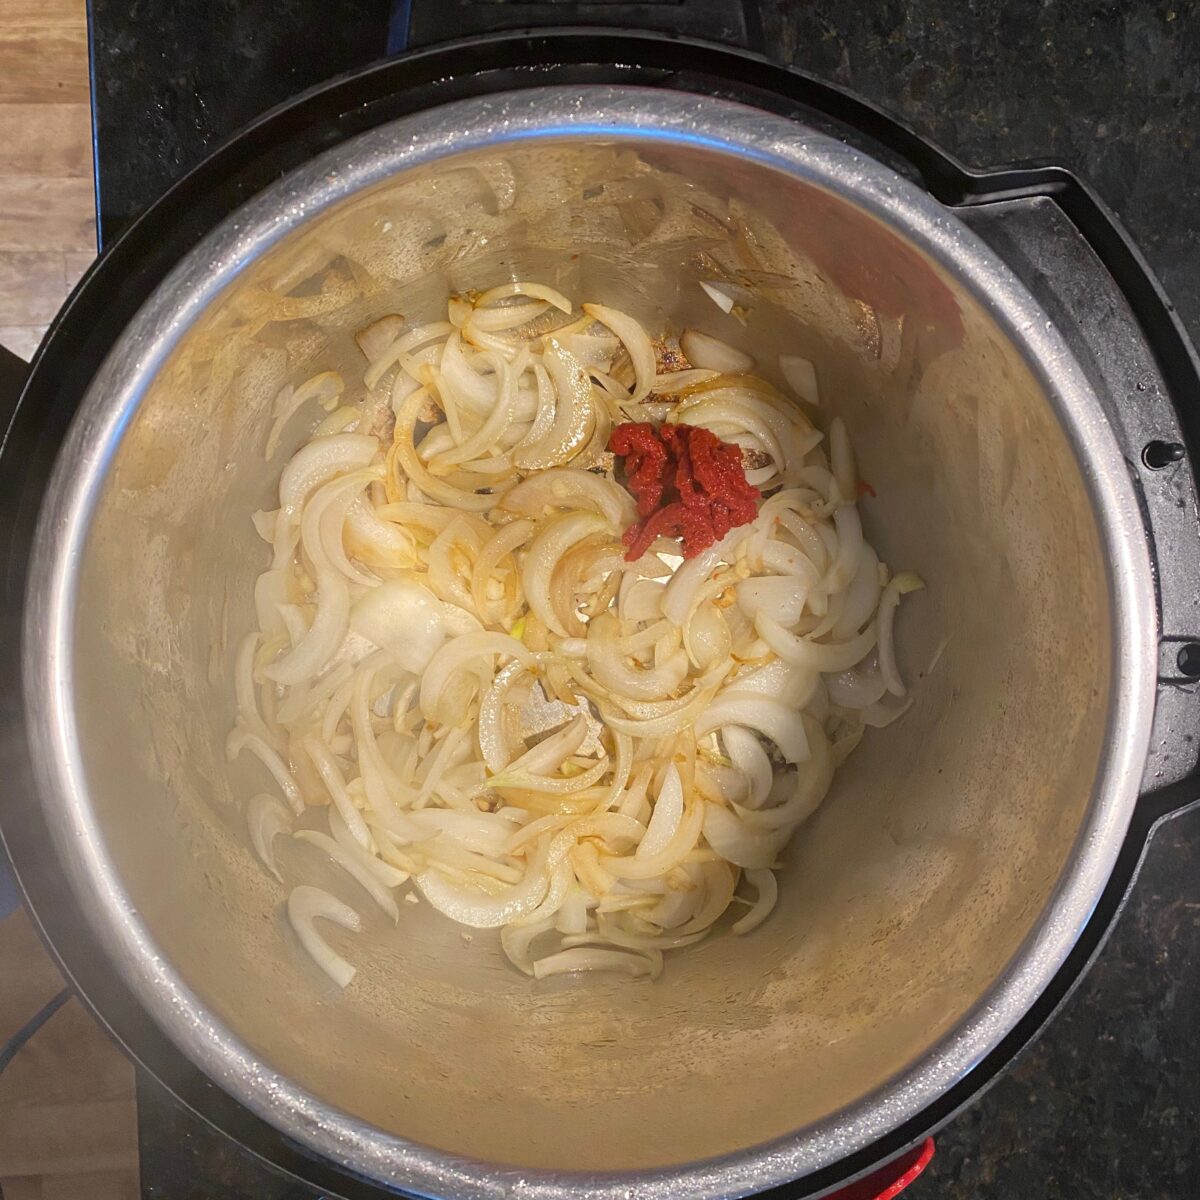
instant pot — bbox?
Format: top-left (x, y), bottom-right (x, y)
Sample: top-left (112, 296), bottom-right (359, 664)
top-left (2, 25), bottom-right (1199, 1200)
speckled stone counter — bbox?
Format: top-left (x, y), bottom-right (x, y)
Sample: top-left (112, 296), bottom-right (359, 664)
top-left (91, 2), bottom-right (1200, 1196)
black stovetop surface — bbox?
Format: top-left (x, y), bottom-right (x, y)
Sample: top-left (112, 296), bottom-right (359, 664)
top-left (89, 3), bottom-right (1200, 1197)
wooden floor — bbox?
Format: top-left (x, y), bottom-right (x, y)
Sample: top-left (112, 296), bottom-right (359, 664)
top-left (0, 0), bottom-right (139, 1195)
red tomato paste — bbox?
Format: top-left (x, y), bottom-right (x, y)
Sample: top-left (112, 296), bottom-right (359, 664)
top-left (609, 422), bottom-right (761, 561)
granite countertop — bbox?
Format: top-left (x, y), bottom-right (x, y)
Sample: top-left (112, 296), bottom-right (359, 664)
top-left (90, 2), bottom-right (1200, 1196)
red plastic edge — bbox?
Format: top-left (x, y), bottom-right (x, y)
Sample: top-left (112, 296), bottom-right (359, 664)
top-left (824, 1138), bottom-right (935, 1200)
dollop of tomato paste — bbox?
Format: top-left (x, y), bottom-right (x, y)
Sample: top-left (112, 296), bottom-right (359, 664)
top-left (609, 422), bottom-right (761, 561)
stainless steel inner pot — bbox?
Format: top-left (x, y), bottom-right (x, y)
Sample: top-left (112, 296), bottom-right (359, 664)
top-left (24, 88), bottom-right (1156, 1199)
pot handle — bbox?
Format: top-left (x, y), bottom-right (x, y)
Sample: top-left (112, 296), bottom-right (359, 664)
top-left (0, 343), bottom-right (27, 445)
top-left (392, 0), bottom-right (766, 56)
top-left (947, 181), bottom-right (1200, 817)
top-left (823, 1138), bottom-right (935, 1200)
top-left (0, 343), bottom-right (30, 919)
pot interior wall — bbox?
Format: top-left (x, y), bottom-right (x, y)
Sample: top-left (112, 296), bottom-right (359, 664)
top-left (69, 135), bottom-right (1110, 1171)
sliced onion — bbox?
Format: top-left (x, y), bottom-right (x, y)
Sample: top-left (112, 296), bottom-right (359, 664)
top-left (695, 694), bottom-right (809, 764)
top-left (329, 805), bottom-right (409, 887)
top-left (702, 805), bottom-right (790, 869)
top-left (431, 350), bottom-right (522, 469)
top-left (581, 303), bottom-right (656, 402)
top-left (391, 387), bottom-right (507, 511)
top-left (831, 542), bottom-right (881, 640)
top-left (756, 612), bottom-right (876, 675)
top-left (420, 632), bottom-right (533, 723)
top-left (262, 568), bottom-right (349, 685)
top-left (295, 830), bottom-right (399, 921)
top-left (699, 281), bottom-right (735, 313)
top-left (532, 947), bottom-right (658, 980)
top-left (829, 417), bottom-right (856, 502)
top-left (355, 313), bottom-right (405, 363)
top-left (512, 339), bottom-right (594, 470)
top-left (226, 726), bottom-right (304, 814)
top-left (877, 571), bottom-right (925, 696)
top-left (363, 321), bottom-right (453, 391)
top-left (522, 511), bottom-right (609, 637)
top-left (732, 868), bottom-right (779, 934)
top-left (351, 576), bottom-right (481, 675)
top-left (415, 845), bottom-right (551, 928)
top-left (602, 798), bottom-right (705, 880)
top-left (736, 575), bottom-right (808, 627)
top-left (662, 526), bottom-right (751, 626)
top-left (721, 726), bottom-right (773, 808)
top-left (266, 371), bottom-right (344, 459)
top-left (501, 915), bottom-right (556, 975)
top-left (287, 885), bottom-right (361, 988)
top-left (247, 793), bottom-right (291, 881)
top-left (779, 354), bottom-right (819, 404)
top-left (586, 612), bottom-right (688, 701)
top-left (826, 665), bottom-right (889, 710)
top-left (304, 736), bottom-right (371, 849)
top-left (500, 467), bottom-right (636, 529)
top-left (475, 281), bottom-right (573, 313)
top-left (637, 763), bottom-right (683, 859)
top-left (680, 329), bottom-right (754, 374)
top-left (278, 434), bottom-right (378, 518)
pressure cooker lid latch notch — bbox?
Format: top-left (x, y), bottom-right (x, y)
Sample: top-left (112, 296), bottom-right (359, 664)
top-left (1161, 638), bottom-right (1200, 682)
top-left (1142, 440), bottom-right (1187, 470)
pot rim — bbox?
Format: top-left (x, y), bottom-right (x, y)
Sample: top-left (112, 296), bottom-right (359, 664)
top-left (22, 85), bottom-right (1158, 1199)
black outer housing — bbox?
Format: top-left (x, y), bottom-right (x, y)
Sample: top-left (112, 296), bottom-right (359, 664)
top-left (1, 32), bottom-right (1198, 1200)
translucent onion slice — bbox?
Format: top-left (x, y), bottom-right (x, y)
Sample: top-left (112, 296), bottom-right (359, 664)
top-left (637, 763), bottom-right (683, 859)
top-left (601, 799), bottom-right (705, 880)
top-left (512, 339), bottom-right (595, 470)
top-left (695, 694), bottom-right (809, 764)
top-left (877, 572), bottom-right (925, 696)
top-left (471, 518), bottom-right (533, 628)
top-left (247, 793), bottom-right (291, 881)
top-left (829, 417), bottom-right (856, 502)
top-left (826, 666), bottom-right (889, 710)
top-left (266, 371), bottom-right (344, 460)
top-left (532, 946), bottom-right (658, 980)
top-left (721, 726), bottom-right (773, 808)
top-left (391, 387), bottom-right (506, 511)
top-left (755, 612), bottom-right (877, 675)
top-left (363, 321), bottom-right (454, 391)
top-left (351, 576), bottom-right (481, 676)
top-left (581, 303), bottom-right (656, 402)
top-left (501, 915), bottom-right (556, 975)
top-left (278, 434), bottom-right (378, 518)
top-left (478, 657), bottom-right (533, 772)
top-left (831, 542), bottom-right (881, 640)
top-left (287, 885), bottom-right (362, 988)
top-left (262, 568), bottom-right (349, 686)
top-left (702, 805), bottom-right (790, 869)
top-left (415, 845), bottom-right (551, 928)
top-left (328, 806), bottom-right (409, 887)
top-left (779, 354), bottom-right (819, 404)
top-left (304, 736), bottom-right (371, 849)
top-left (522, 511), bottom-right (609, 637)
top-left (699, 281), bottom-right (735, 313)
top-left (226, 726), bottom-right (304, 814)
top-left (355, 314), bottom-right (405, 362)
top-left (475, 281), bottom-right (573, 314)
top-left (736, 576), bottom-right (808, 628)
top-left (500, 467), bottom-right (636, 529)
top-left (295, 830), bottom-right (400, 921)
top-left (732, 868), bottom-right (778, 934)
top-left (680, 329), bottom-right (754, 374)
top-left (420, 632), bottom-right (533, 724)
top-left (587, 612), bottom-right (688, 701)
